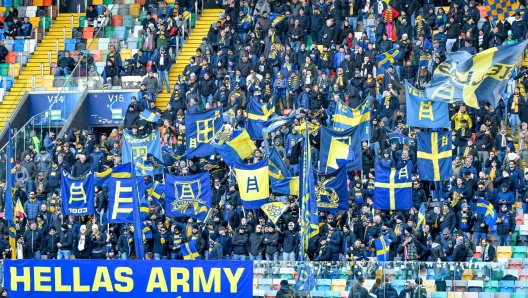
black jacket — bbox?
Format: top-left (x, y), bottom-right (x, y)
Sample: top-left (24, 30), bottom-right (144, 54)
top-left (232, 232), bottom-right (248, 255)
top-left (263, 231), bottom-right (280, 255)
top-left (248, 232), bottom-right (265, 256)
top-left (452, 243), bottom-right (468, 261)
top-left (58, 229), bottom-right (73, 250)
top-left (23, 229), bottom-right (43, 253)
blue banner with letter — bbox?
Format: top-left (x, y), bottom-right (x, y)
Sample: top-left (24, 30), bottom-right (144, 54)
top-left (4, 259), bottom-right (253, 298)
top-left (61, 170), bottom-right (95, 216)
top-left (28, 92), bottom-right (80, 125)
top-left (313, 166), bottom-right (349, 211)
top-left (86, 91), bottom-right (138, 125)
top-left (108, 165), bottom-right (147, 224)
top-left (165, 172), bottom-right (212, 217)
top-left (185, 107), bottom-right (223, 158)
top-left (405, 82), bottom-right (450, 128)
top-left (122, 130), bottom-right (163, 165)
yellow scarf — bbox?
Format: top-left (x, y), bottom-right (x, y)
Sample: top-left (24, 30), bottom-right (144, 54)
top-left (384, 96), bottom-right (391, 109)
top-left (490, 167), bottom-right (496, 181)
top-left (513, 95), bottom-right (519, 113)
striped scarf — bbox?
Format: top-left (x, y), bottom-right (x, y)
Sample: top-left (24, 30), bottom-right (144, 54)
top-left (367, 179), bottom-right (375, 195)
top-left (426, 233), bottom-right (432, 250)
top-left (208, 240), bottom-right (216, 257)
top-left (460, 212), bottom-right (468, 230)
top-left (355, 188), bottom-right (364, 204)
top-left (173, 233), bottom-right (181, 247)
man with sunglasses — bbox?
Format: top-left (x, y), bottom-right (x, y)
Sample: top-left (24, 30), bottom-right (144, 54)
top-left (248, 224), bottom-right (265, 262)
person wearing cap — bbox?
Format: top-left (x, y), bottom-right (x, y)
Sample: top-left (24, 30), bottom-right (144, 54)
top-left (455, 203), bottom-right (473, 240)
top-left (216, 226), bottom-right (233, 260)
top-left (397, 229), bottom-right (426, 262)
top-left (439, 202), bottom-right (456, 234)
top-left (117, 225), bottom-right (134, 260)
top-left (263, 224), bottom-right (280, 265)
top-left (314, 234), bottom-right (332, 261)
top-left (74, 225), bottom-right (92, 259)
top-left (279, 221), bottom-right (298, 263)
top-left (232, 226), bottom-right (249, 260)
top-left (496, 182), bottom-right (515, 208)
top-left (42, 226), bottom-right (59, 259)
top-left (496, 201), bottom-right (515, 245)
top-left (276, 280), bottom-right (295, 298)
top-left (152, 224), bottom-right (171, 260)
top-left (154, 45), bottom-right (172, 94)
top-left (57, 223), bottom-right (73, 259)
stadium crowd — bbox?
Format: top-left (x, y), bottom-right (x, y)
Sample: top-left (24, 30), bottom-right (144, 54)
top-left (0, 0), bottom-right (527, 286)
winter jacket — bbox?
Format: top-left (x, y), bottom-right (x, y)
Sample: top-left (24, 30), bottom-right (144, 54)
top-left (23, 229), bottom-right (43, 252)
top-left (280, 230), bottom-right (299, 253)
top-left (58, 229), bottom-right (73, 250)
top-left (232, 232), bottom-right (249, 255)
top-left (451, 243), bottom-right (468, 261)
top-left (263, 231), bottom-right (280, 255)
top-left (24, 199), bottom-right (41, 221)
top-left (248, 232), bottom-right (265, 256)
top-left (74, 234), bottom-right (93, 259)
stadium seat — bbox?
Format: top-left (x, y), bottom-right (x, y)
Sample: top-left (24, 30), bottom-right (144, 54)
top-left (447, 293), bottom-right (463, 298)
top-left (126, 37), bottom-right (139, 49)
top-left (111, 15), bottom-right (123, 27)
top-left (508, 258), bottom-right (523, 270)
top-left (331, 279), bottom-right (346, 291)
top-left (253, 289), bottom-right (265, 298)
top-left (115, 26), bottom-right (127, 40)
top-left (512, 246), bottom-right (527, 258)
top-left (494, 294), bottom-right (510, 298)
top-left (271, 279), bottom-right (281, 290)
top-left (316, 279), bottom-right (331, 291)
top-left (462, 269), bottom-right (473, 280)
top-left (515, 280), bottom-right (528, 294)
top-left (492, 268), bottom-right (504, 280)
top-left (0, 64), bottom-right (9, 76)
top-left (432, 293), bottom-right (448, 298)
top-left (5, 52), bottom-right (17, 64)
top-left (520, 270), bottom-right (528, 281)
top-left (497, 246), bottom-right (512, 258)
top-left (467, 280), bottom-right (483, 292)
top-left (503, 269), bottom-right (519, 279)
top-left (463, 293), bottom-right (479, 298)
top-left (483, 281), bottom-right (498, 292)
top-left (129, 3), bottom-right (140, 17)
top-left (384, 268), bottom-right (397, 280)
top-left (258, 279), bottom-right (272, 291)
top-left (16, 51), bottom-right (27, 66)
top-left (265, 290), bottom-right (277, 298)
top-left (26, 6), bottom-right (37, 18)
top-left (13, 40), bottom-right (24, 52)
top-left (520, 225), bottom-right (528, 236)
top-left (310, 291), bottom-right (325, 298)
top-left (82, 27), bottom-right (95, 39)
top-left (454, 280), bottom-right (468, 292)
top-left (324, 290), bottom-right (339, 298)
top-left (123, 15), bottom-right (134, 28)
top-left (498, 281), bottom-right (515, 293)
top-left (42, 75), bottom-right (54, 89)
top-left (511, 294), bottom-right (526, 298)
top-left (8, 63), bottom-right (20, 78)
top-left (0, 76), bottom-right (13, 91)
top-left (279, 268), bottom-right (293, 279)
top-left (423, 280), bottom-right (436, 293)
top-left (516, 214), bottom-right (524, 225)
top-left (339, 291), bottom-right (348, 298)
top-left (473, 246), bottom-right (482, 259)
top-left (337, 268), bottom-right (348, 280)
top-left (478, 294), bottom-right (493, 298)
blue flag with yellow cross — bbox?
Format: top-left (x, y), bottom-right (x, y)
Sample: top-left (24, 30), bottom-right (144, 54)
top-left (417, 131), bottom-right (452, 181)
top-left (375, 234), bottom-right (390, 262)
top-left (373, 161), bottom-right (413, 211)
top-left (233, 158), bottom-right (270, 209)
top-left (376, 48), bottom-right (402, 68)
top-left (406, 81), bottom-right (450, 128)
top-left (185, 107), bottom-right (223, 158)
top-left (333, 98), bottom-right (370, 141)
top-left (425, 40), bottom-right (528, 108)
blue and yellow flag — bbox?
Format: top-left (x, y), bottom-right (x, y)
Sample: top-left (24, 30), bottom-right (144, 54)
top-left (240, 12), bottom-right (252, 29)
top-left (5, 123), bottom-right (16, 259)
top-left (122, 129), bottom-right (163, 164)
top-left (261, 202), bottom-right (289, 224)
top-left (270, 177), bottom-right (299, 196)
top-left (376, 48), bottom-right (402, 68)
top-left (425, 40), bottom-right (528, 108)
top-left (107, 163), bottom-right (147, 226)
top-left (373, 161), bottom-right (413, 210)
top-left (247, 97), bottom-right (274, 140)
top-left (165, 172), bottom-right (212, 217)
top-left (333, 98), bottom-right (370, 140)
top-left (140, 109), bottom-right (161, 122)
top-left (268, 147), bottom-right (291, 181)
top-left (387, 131), bottom-right (415, 146)
top-left (320, 126), bottom-right (362, 172)
top-left (327, 137), bottom-right (355, 170)
top-left (162, 145), bottom-right (182, 160)
top-left (135, 157), bottom-right (154, 177)
top-left (185, 107), bottom-right (223, 158)
top-left (419, 53), bottom-right (433, 72)
top-left (417, 131), bottom-right (452, 181)
top-left (130, 163), bottom-right (146, 260)
top-left (300, 121), bottom-right (319, 260)
top-left (269, 13), bottom-right (285, 25)
top-left (95, 163), bottom-right (132, 186)
top-left (406, 82), bottom-right (450, 128)
top-left (476, 198), bottom-right (498, 227)
top-left (261, 112), bottom-right (295, 134)
top-left (375, 235), bottom-right (390, 262)
top-left (485, 0), bottom-right (519, 20)
top-left (181, 202), bottom-right (210, 222)
top-left (61, 169), bottom-right (95, 216)
top-left (314, 166), bottom-right (349, 211)
top-left (146, 181), bottom-right (165, 205)
top-left (213, 129), bottom-right (256, 166)
top-left (234, 158), bottom-right (270, 209)
top-left (296, 264), bottom-right (315, 291)
top-left (181, 240), bottom-right (201, 260)
top-left (416, 203), bottom-right (426, 232)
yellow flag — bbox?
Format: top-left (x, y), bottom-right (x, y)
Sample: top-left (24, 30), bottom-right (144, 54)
top-left (233, 158), bottom-right (270, 208)
top-left (228, 130), bottom-right (256, 160)
top-left (326, 138), bottom-right (351, 170)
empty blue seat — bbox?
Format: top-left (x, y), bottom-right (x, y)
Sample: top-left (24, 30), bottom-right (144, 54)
top-left (316, 279), bottom-right (331, 291)
top-left (65, 38), bottom-right (76, 51)
top-left (0, 76), bottom-right (13, 91)
top-left (13, 40), bottom-right (24, 52)
top-left (392, 280), bottom-right (406, 294)
top-left (115, 26), bottom-right (127, 40)
top-left (498, 280), bottom-right (515, 293)
top-left (4, 0), bottom-right (13, 6)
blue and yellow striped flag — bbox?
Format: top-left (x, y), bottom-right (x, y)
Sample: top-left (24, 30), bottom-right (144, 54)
top-left (299, 121), bottom-right (319, 260)
top-left (375, 235), bottom-right (390, 261)
top-left (416, 203), bottom-right (426, 232)
top-left (140, 109), bottom-right (161, 122)
top-left (182, 240), bottom-right (201, 260)
top-left (333, 98), bottom-right (370, 141)
top-left (376, 48), bottom-right (402, 68)
top-left (5, 123), bottom-right (16, 259)
top-left (270, 177), bottom-right (300, 196)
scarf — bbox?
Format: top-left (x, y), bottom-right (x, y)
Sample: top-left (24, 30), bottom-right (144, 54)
top-left (384, 96), bottom-right (391, 109)
top-left (500, 133), bottom-right (507, 147)
top-left (394, 223), bottom-right (401, 237)
top-left (354, 188), bottom-right (364, 204)
top-left (208, 240), bottom-right (216, 257)
top-left (426, 233), bottom-right (432, 250)
top-left (78, 235), bottom-right (86, 251)
top-left (49, 169), bottom-right (57, 177)
top-left (160, 233), bottom-right (167, 245)
top-left (38, 221), bottom-right (44, 230)
top-left (500, 212), bottom-right (510, 226)
top-left (316, 244), bottom-right (326, 260)
top-left (416, 21), bottom-right (423, 36)
top-left (328, 228), bottom-right (334, 238)
top-left (321, 51), bottom-right (328, 61)
top-left (490, 167), bottom-right (496, 181)
top-left (512, 95), bottom-right (519, 113)
top-left (367, 179), bottom-right (375, 195)
top-left (464, 146), bottom-right (470, 157)
top-left (460, 212), bottom-right (468, 230)
top-left (483, 244), bottom-right (490, 261)
top-left (433, 215), bottom-right (438, 229)
top-left (451, 191), bottom-right (460, 207)
top-left (127, 234), bottom-right (132, 244)
top-left (349, 4), bottom-right (354, 15)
